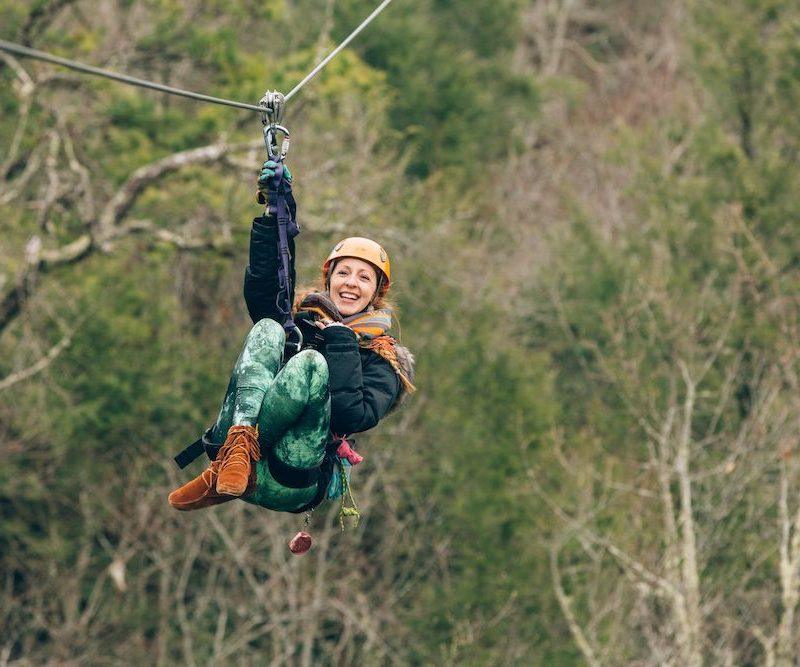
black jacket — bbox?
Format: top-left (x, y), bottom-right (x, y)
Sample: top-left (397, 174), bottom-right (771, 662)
top-left (243, 215), bottom-right (401, 435)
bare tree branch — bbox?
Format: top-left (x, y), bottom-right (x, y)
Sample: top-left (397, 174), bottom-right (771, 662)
top-left (95, 140), bottom-right (260, 241)
top-left (675, 360), bottom-right (703, 667)
top-left (550, 541), bottom-right (601, 667)
top-left (0, 139), bottom-right (262, 336)
top-left (0, 330), bottom-right (72, 391)
top-left (0, 53), bottom-right (35, 183)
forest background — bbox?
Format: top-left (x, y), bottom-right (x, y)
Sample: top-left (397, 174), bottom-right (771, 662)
top-left (2, 0), bottom-right (800, 665)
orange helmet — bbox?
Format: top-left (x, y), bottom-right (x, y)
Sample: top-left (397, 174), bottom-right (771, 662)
top-left (322, 237), bottom-right (391, 298)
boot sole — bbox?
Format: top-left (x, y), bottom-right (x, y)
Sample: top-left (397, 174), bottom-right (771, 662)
top-left (168, 492), bottom-right (235, 511)
top-left (169, 495), bottom-right (209, 511)
top-left (215, 482), bottom-right (247, 496)
top-left (169, 502), bottom-right (197, 511)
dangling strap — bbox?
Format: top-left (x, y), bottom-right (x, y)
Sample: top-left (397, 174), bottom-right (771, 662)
top-left (173, 426), bottom-right (220, 469)
top-left (266, 164), bottom-right (302, 353)
top-left (337, 456), bottom-right (361, 530)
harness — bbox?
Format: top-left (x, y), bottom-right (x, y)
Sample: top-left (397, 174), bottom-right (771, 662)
top-left (173, 91), bottom-right (303, 473)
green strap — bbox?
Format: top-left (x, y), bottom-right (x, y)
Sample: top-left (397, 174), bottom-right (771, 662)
top-left (337, 458), bottom-right (361, 530)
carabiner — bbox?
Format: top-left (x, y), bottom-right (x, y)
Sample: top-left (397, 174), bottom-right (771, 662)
top-left (284, 324), bottom-right (303, 357)
top-left (264, 123), bottom-right (290, 160)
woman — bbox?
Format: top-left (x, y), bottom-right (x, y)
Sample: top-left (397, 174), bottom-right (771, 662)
top-left (168, 160), bottom-right (414, 515)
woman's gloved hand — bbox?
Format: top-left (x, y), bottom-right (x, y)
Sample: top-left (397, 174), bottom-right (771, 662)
top-left (256, 160), bottom-right (293, 204)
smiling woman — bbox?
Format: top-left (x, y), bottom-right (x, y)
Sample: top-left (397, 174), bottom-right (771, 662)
top-left (168, 162), bottom-right (415, 534)
top-left (323, 235), bottom-right (391, 312)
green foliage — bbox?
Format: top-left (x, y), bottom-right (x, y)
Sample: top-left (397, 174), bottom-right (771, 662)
top-left (335, 0), bottom-right (538, 175)
top-left (513, 2), bottom-right (800, 661)
top-left (4, 0), bottom-right (800, 663)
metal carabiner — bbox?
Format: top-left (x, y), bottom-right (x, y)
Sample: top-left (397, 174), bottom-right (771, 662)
top-left (264, 123), bottom-right (290, 160)
top-left (284, 324), bottom-right (303, 357)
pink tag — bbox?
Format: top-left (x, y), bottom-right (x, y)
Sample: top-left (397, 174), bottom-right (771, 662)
top-left (336, 439), bottom-right (364, 465)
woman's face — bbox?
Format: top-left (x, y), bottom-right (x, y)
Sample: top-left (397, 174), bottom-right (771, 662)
top-left (328, 257), bottom-right (378, 316)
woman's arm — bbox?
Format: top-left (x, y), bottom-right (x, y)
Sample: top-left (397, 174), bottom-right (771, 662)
top-left (321, 326), bottom-right (401, 434)
top-left (243, 215), bottom-right (296, 324)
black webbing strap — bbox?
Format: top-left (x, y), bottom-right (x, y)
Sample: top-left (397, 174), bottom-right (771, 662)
top-left (174, 438), bottom-right (204, 469)
top-left (288, 453), bottom-right (336, 514)
top-left (266, 165), bottom-right (300, 348)
top-left (266, 447), bottom-right (322, 489)
top-left (173, 427), bottom-right (219, 469)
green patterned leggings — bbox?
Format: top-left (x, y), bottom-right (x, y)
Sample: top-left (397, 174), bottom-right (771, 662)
top-left (210, 318), bottom-right (331, 512)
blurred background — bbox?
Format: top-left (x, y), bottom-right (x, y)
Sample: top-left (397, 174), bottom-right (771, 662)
top-left (2, 0), bottom-right (800, 664)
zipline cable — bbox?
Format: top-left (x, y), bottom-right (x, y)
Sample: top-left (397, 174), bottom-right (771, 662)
top-left (0, 39), bottom-right (264, 112)
top-left (0, 0), bottom-right (397, 110)
top-left (284, 0), bottom-right (394, 102)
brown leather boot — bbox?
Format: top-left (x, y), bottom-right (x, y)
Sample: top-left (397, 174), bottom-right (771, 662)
top-left (168, 458), bottom-right (233, 511)
top-left (168, 457), bottom-right (257, 511)
top-left (215, 424), bottom-right (261, 497)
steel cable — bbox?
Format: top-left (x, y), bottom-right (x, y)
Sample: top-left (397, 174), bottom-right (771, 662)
top-left (284, 0), bottom-right (395, 101)
top-left (0, 0), bottom-right (397, 111)
top-left (0, 39), bottom-right (265, 112)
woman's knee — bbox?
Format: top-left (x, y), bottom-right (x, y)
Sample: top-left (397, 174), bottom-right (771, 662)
top-left (237, 319), bottom-right (285, 376)
top-left (287, 349), bottom-right (329, 394)
top-left (247, 318), bottom-right (285, 347)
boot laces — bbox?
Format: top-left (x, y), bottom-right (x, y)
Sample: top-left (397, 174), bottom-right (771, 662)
top-left (218, 425), bottom-right (261, 465)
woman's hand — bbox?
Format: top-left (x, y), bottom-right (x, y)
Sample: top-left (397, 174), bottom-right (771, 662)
top-left (256, 160), bottom-right (292, 203)
top-left (258, 160), bottom-right (292, 185)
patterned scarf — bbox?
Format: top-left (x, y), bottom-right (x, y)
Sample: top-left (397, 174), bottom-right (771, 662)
top-left (342, 309), bottom-right (393, 338)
